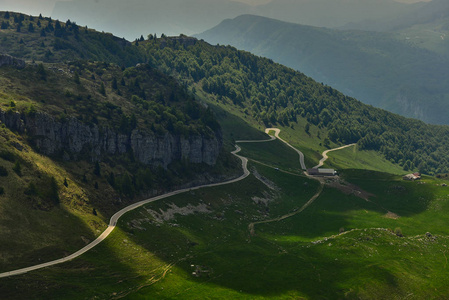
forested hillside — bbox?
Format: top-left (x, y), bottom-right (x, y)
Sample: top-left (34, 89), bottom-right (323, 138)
top-left (142, 37), bottom-right (449, 174)
top-left (0, 11), bottom-right (144, 66)
top-left (197, 14), bottom-right (449, 125)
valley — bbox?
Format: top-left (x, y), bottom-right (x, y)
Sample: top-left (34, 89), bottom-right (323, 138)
top-left (1, 8), bottom-right (449, 299)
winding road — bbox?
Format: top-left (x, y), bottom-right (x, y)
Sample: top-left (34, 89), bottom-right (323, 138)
top-left (314, 143), bottom-right (356, 169)
top-left (0, 147), bottom-right (250, 279)
top-left (264, 128), bottom-right (307, 170)
top-left (0, 128), bottom-right (350, 278)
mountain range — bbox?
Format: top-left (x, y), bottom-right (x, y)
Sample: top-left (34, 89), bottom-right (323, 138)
top-left (51, 0), bottom-right (421, 39)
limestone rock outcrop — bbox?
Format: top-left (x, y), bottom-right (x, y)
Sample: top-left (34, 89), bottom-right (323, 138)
top-left (0, 110), bottom-right (222, 168)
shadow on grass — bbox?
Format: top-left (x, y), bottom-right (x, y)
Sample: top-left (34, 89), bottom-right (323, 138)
top-left (341, 169), bottom-right (432, 217)
top-left (0, 166), bottom-right (430, 299)
top-left (114, 169), bottom-right (402, 298)
top-left (0, 228), bottom-right (164, 300)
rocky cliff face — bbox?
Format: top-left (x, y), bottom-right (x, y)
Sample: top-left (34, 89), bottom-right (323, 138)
top-left (0, 110), bottom-right (222, 168)
top-left (0, 54), bottom-right (25, 69)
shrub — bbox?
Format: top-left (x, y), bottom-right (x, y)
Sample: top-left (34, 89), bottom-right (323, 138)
top-left (394, 227), bottom-right (403, 237)
top-left (24, 182), bottom-right (38, 196)
top-left (12, 161), bottom-right (21, 176)
top-left (0, 187), bottom-right (4, 195)
top-left (0, 150), bottom-right (15, 162)
top-left (0, 166), bottom-right (8, 177)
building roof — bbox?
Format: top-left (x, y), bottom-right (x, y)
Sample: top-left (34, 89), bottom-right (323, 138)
top-left (307, 168), bottom-right (336, 175)
top-left (317, 169), bottom-right (335, 174)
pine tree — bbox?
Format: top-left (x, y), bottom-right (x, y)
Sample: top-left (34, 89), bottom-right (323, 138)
top-left (74, 71), bottom-right (80, 84)
top-left (28, 22), bottom-right (34, 32)
top-left (37, 63), bottom-right (47, 81)
top-left (111, 77), bottom-right (118, 90)
top-left (13, 161), bottom-right (22, 176)
top-left (305, 123), bottom-right (310, 134)
top-left (94, 162), bottom-right (101, 176)
top-left (49, 177), bottom-right (59, 204)
top-left (99, 82), bottom-right (106, 96)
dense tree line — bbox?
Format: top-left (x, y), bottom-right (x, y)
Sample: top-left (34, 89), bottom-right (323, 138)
top-left (144, 38), bottom-right (449, 174)
top-left (0, 12), bottom-right (145, 67)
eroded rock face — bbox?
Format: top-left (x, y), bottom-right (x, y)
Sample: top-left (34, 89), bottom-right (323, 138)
top-left (0, 110), bottom-right (222, 168)
top-left (0, 54), bottom-right (25, 69)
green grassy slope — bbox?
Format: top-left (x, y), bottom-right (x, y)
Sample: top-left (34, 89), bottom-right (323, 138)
top-left (2, 143), bottom-right (449, 299)
top-left (0, 122), bottom-right (107, 272)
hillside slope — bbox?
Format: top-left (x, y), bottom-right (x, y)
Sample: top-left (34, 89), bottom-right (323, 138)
top-left (196, 14), bottom-right (449, 125)
top-left (0, 12), bottom-right (235, 271)
top-left (141, 36), bottom-right (449, 174)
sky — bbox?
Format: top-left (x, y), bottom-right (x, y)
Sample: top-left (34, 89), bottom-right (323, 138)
top-left (0, 0), bottom-right (432, 17)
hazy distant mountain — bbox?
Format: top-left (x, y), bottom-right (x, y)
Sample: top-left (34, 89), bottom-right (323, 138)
top-left (197, 14), bottom-right (449, 124)
top-left (255, 0), bottom-right (421, 29)
top-left (52, 0), bottom-right (417, 40)
top-left (52, 0), bottom-right (254, 39)
top-left (341, 0), bottom-right (448, 31)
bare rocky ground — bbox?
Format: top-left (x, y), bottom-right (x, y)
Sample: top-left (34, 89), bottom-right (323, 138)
top-left (325, 177), bottom-right (373, 201)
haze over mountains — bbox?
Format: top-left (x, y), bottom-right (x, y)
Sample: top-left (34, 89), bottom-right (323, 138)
top-left (197, 8), bottom-right (449, 124)
top-left (51, 0), bottom-right (422, 39)
top-left (341, 0), bottom-right (449, 31)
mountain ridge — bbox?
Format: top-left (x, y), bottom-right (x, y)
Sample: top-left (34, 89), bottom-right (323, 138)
top-left (51, 0), bottom-right (419, 39)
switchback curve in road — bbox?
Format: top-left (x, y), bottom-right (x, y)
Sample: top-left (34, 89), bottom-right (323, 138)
top-left (314, 144), bottom-right (357, 169)
top-left (264, 128), bottom-right (307, 170)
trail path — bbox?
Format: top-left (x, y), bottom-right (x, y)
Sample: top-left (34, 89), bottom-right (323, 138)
top-left (247, 136), bottom-right (356, 236)
top-left (248, 181), bottom-right (324, 236)
top-left (314, 144), bottom-right (356, 169)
